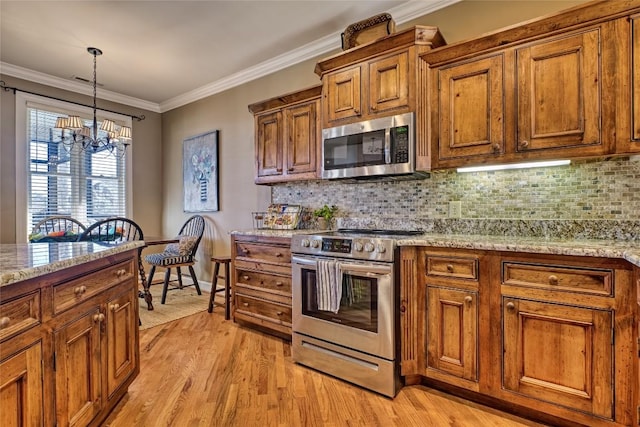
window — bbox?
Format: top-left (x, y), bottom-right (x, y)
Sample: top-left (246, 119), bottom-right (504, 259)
top-left (16, 93), bottom-right (132, 241)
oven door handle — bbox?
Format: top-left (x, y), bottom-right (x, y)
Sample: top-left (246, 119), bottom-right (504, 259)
top-left (292, 256), bottom-right (318, 266)
top-left (339, 263), bottom-right (392, 276)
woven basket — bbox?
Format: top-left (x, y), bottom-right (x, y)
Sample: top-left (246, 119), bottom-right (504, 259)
top-left (341, 13), bottom-right (396, 50)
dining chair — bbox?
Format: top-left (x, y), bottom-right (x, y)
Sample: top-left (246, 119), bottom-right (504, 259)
top-left (144, 215), bottom-right (205, 304)
top-left (29, 216), bottom-right (87, 242)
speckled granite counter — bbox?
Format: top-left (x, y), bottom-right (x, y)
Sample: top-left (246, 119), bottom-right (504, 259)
top-left (230, 229), bottom-right (325, 238)
top-left (0, 241), bottom-right (145, 287)
top-left (396, 233), bottom-right (640, 267)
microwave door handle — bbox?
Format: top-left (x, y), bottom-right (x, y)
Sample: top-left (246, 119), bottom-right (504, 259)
top-left (384, 128), bottom-right (391, 164)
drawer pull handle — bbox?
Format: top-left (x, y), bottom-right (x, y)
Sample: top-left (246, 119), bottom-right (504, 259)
top-left (519, 140), bottom-right (529, 149)
top-left (446, 264), bottom-right (454, 273)
top-left (548, 275), bottom-right (559, 286)
top-left (275, 281), bottom-right (283, 286)
top-left (93, 313), bottom-right (105, 323)
top-left (242, 275), bottom-right (250, 280)
top-left (0, 317), bottom-right (10, 329)
top-left (74, 285), bottom-right (87, 296)
top-left (276, 311), bottom-right (283, 316)
top-left (110, 303), bottom-right (120, 311)
top-left (243, 302), bottom-right (249, 307)
top-left (506, 302), bottom-right (515, 311)
top-left (275, 252), bottom-right (283, 257)
top-left (464, 296), bottom-right (473, 304)
top-left (115, 269), bottom-right (127, 277)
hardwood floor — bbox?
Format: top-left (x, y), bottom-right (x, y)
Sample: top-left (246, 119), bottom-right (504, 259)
top-left (103, 310), bottom-right (546, 427)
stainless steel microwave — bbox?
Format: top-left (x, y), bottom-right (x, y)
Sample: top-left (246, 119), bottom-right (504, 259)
top-left (321, 112), bottom-right (415, 180)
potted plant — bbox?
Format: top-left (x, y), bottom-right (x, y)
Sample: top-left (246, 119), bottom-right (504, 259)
top-left (313, 204), bottom-right (337, 230)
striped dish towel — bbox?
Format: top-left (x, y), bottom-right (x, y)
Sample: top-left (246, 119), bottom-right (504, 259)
top-left (316, 259), bottom-right (342, 313)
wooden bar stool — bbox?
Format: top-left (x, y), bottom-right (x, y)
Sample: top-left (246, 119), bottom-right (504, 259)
top-left (208, 255), bottom-right (231, 320)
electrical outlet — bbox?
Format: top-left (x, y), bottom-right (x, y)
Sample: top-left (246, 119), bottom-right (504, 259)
top-left (449, 201), bottom-right (462, 218)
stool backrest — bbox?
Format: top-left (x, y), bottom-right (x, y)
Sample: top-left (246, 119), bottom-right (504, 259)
top-left (78, 217), bottom-right (144, 244)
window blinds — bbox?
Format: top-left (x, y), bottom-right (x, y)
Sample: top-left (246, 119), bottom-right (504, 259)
top-left (26, 105), bottom-right (128, 236)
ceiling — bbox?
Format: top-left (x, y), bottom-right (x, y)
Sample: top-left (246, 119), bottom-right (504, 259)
top-left (0, 0), bottom-right (459, 113)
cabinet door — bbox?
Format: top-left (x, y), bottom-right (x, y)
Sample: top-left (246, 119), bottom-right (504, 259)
top-left (368, 51), bottom-right (410, 115)
top-left (426, 287), bottom-right (477, 383)
top-left (255, 111), bottom-right (283, 177)
top-left (436, 54), bottom-right (504, 161)
top-left (325, 66), bottom-right (362, 123)
top-left (633, 15), bottom-right (640, 142)
top-left (54, 309), bottom-right (102, 427)
top-left (0, 341), bottom-right (43, 427)
top-left (284, 100), bottom-right (317, 175)
top-left (516, 29), bottom-right (601, 152)
top-left (105, 289), bottom-right (137, 400)
top-left (502, 298), bottom-right (613, 419)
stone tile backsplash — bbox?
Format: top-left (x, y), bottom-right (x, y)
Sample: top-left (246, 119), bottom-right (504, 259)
top-left (271, 156), bottom-right (640, 240)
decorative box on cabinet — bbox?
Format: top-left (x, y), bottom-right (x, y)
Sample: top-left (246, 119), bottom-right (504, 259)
top-left (424, 1), bottom-right (640, 170)
top-left (399, 246), bottom-right (639, 427)
top-left (0, 248), bottom-right (140, 427)
top-left (231, 234), bottom-right (292, 338)
top-left (315, 26), bottom-right (445, 171)
top-left (248, 85), bottom-right (321, 184)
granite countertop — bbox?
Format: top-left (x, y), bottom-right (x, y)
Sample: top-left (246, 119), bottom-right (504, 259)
top-left (0, 241), bottom-right (145, 287)
top-left (230, 228), bottom-right (327, 238)
top-left (396, 233), bottom-right (640, 267)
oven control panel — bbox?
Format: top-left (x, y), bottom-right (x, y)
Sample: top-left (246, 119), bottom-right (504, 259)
top-left (293, 235), bottom-right (395, 262)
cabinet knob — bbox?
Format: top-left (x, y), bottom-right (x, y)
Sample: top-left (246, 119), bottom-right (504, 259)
top-left (0, 317), bottom-right (10, 329)
top-left (446, 264), bottom-right (454, 273)
top-left (243, 302), bottom-right (249, 307)
top-left (354, 109), bottom-right (360, 115)
top-left (93, 313), bottom-right (105, 323)
top-left (275, 281), bottom-right (283, 286)
top-left (115, 269), bottom-right (127, 277)
top-left (74, 285), bottom-right (87, 296)
top-left (506, 302), bottom-right (515, 311)
top-left (399, 305), bottom-right (406, 313)
top-left (464, 296), bottom-right (473, 304)
top-left (275, 252), bottom-right (282, 257)
top-left (492, 143), bottom-right (501, 153)
top-left (110, 303), bottom-right (120, 311)
top-left (370, 105), bottom-right (377, 111)
top-left (287, 167), bottom-right (294, 172)
top-left (548, 275), bottom-right (559, 286)
top-left (242, 275), bottom-right (250, 280)
top-left (276, 311), bottom-right (284, 316)
top-left (276, 168), bottom-right (283, 172)
top-left (519, 140), bottom-right (529, 149)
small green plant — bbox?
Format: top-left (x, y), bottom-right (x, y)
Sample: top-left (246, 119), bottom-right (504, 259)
top-left (313, 204), bottom-right (337, 221)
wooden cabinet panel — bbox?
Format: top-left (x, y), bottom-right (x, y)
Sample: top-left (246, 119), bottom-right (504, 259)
top-left (105, 287), bottom-right (137, 400)
top-left (255, 111), bottom-right (283, 178)
top-left (426, 254), bottom-right (479, 281)
top-left (235, 242), bottom-right (291, 265)
top-left (436, 54), bottom-right (504, 161)
top-left (502, 297), bottom-right (613, 419)
top-left (284, 100), bottom-right (317, 175)
top-left (633, 15), bottom-right (640, 142)
top-left (54, 309), bottom-right (102, 427)
top-left (235, 294), bottom-right (292, 326)
top-left (0, 291), bottom-right (40, 341)
top-left (325, 66), bottom-right (362, 123)
top-left (0, 341), bottom-right (43, 427)
top-left (426, 286), bottom-right (478, 383)
top-left (368, 51), bottom-right (410, 114)
top-left (516, 29), bottom-right (601, 152)
top-left (236, 269), bottom-right (291, 294)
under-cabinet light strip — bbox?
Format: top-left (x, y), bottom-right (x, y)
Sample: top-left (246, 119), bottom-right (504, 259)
top-left (456, 160), bottom-right (571, 173)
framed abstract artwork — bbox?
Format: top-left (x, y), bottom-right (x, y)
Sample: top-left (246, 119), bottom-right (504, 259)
top-left (183, 130), bottom-right (219, 212)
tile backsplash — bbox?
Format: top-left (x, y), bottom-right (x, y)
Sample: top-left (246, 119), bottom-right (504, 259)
top-left (272, 156), bottom-right (640, 240)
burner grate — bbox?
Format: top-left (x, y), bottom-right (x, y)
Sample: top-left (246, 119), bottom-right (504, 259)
top-left (336, 228), bottom-right (423, 236)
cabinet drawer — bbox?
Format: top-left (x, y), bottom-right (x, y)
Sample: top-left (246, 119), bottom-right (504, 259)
top-left (235, 242), bottom-right (291, 265)
top-left (54, 260), bottom-right (134, 314)
top-left (0, 291), bottom-right (41, 341)
top-left (502, 262), bottom-right (612, 296)
top-left (235, 294), bottom-right (292, 325)
top-left (236, 270), bottom-right (291, 294)
top-left (426, 255), bottom-right (478, 281)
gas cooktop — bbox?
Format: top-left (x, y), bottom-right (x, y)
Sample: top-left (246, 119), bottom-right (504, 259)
top-left (335, 228), bottom-right (423, 236)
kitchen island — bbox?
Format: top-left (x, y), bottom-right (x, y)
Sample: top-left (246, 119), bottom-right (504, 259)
top-left (0, 241), bottom-right (143, 427)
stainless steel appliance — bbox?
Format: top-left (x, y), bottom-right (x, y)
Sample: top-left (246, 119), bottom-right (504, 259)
top-left (291, 228), bottom-right (421, 397)
top-left (321, 113), bottom-right (422, 180)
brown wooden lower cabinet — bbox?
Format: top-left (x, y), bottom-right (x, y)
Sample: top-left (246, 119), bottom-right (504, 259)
top-left (0, 248), bottom-right (140, 427)
top-left (231, 234), bottom-right (292, 338)
top-left (401, 247), bottom-right (639, 427)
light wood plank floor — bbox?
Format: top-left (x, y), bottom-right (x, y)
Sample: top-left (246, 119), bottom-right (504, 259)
top-left (103, 310), bottom-right (547, 427)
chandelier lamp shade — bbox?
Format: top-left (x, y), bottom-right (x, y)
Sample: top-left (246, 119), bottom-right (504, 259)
top-left (55, 47), bottom-right (132, 155)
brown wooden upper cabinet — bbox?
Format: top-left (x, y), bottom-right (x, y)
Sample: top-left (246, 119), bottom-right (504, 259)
top-left (315, 26), bottom-right (445, 130)
top-left (424, 0), bottom-right (640, 169)
top-left (249, 85), bottom-right (321, 184)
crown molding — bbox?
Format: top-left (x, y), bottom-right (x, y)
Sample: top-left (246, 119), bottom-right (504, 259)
top-left (0, 62), bottom-right (161, 113)
top-left (2, 0), bottom-right (460, 114)
top-left (160, 0), bottom-right (461, 112)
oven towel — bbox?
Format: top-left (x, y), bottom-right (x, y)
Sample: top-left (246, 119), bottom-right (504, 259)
top-left (317, 259), bottom-right (342, 313)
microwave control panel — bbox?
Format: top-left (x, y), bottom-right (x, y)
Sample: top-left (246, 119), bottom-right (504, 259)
top-left (392, 126), bottom-right (409, 163)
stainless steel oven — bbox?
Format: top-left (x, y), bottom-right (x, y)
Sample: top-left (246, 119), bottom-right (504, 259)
top-left (291, 229), bottom-right (421, 397)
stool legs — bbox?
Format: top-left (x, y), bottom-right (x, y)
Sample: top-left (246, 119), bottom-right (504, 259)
top-left (223, 261), bottom-right (230, 320)
top-left (208, 257), bottom-right (231, 320)
top-left (208, 261), bottom-right (221, 314)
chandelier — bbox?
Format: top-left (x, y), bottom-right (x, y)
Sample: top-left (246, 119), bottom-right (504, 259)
top-left (55, 47), bottom-right (132, 156)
